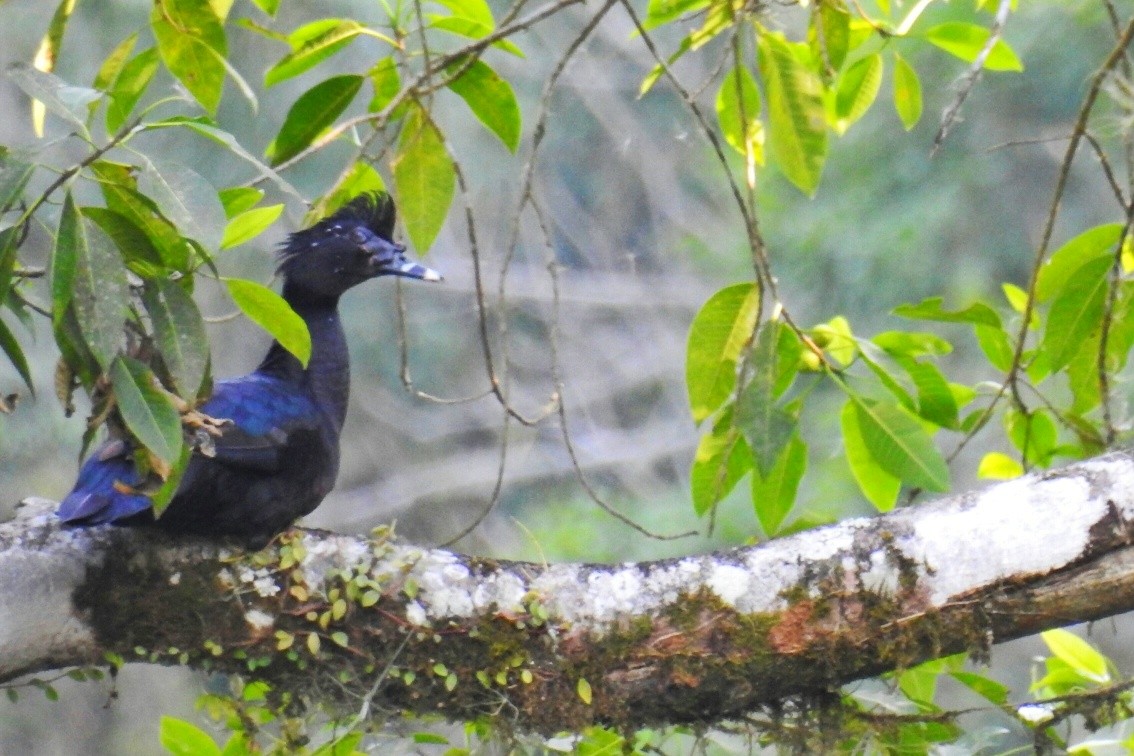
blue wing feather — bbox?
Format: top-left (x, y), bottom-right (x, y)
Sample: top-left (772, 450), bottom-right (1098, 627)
top-left (57, 374), bottom-right (322, 527)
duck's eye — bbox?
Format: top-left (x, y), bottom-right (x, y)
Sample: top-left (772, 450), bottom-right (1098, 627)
top-left (349, 227), bottom-right (368, 245)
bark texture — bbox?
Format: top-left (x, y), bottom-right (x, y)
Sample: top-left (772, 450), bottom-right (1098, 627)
top-left (4, 451), bottom-right (1134, 732)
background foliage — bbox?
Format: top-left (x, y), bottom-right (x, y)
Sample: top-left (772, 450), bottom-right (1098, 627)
top-left (3, 0), bottom-right (1134, 752)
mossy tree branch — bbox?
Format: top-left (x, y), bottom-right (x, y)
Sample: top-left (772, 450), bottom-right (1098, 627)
top-left (5, 451), bottom-right (1134, 733)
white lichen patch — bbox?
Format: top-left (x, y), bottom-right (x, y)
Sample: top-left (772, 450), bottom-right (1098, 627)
top-left (244, 609), bottom-right (274, 631)
top-left (405, 601), bottom-right (427, 626)
top-left (858, 550), bottom-right (902, 595)
top-left (706, 563), bottom-right (750, 606)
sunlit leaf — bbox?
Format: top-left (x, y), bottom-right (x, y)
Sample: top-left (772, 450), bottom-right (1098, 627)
top-left (111, 356), bottom-right (183, 465)
top-left (308, 161), bottom-right (385, 223)
top-left (893, 296), bottom-right (1001, 327)
top-left (757, 31), bottom-right (828, 195)
top-left (834, 54), bottom-right (882, 133)
top-left (1042, 254), bottom-right (1112, 372)
top-left (369, 57), bottom-right (401, 113)
top-left (1005, 407), bottom-right (1057, 467)
top-left (218, 187), bottom-right (264, 218)
top-left (897, 357), bottom-right (958, 428)
top-left (31, 0), bottom-right (80, 137)
top-left (392, 105), bottom-right (455, 252)
top-left (643, 0), bottom-right (709, 30)
top-left (151, 0), bottom-right (227, 114)
top-left (809, 2), bottom-right (850, 74)
top-left (1035, 224), bottom-right (1121, 302)
top-left (225, 278), bottom-right (311, 367)
top-left (264, 19), bottom-right (370, 87)
top-left (1041, 629), bottom-right (1110, 683)
top-left (427, 17), bottom-right (525, 57)
top-left (977, 451), bottom-right (1023, 480)
top-left (160, 716), bottom-right (222, 756)
top-left (105, 47), bottom-right (160, 133)
top-left (142, 277), bottom-right (210, 399)
top-left (891, 51), bottom-right (922, 130)
top-left (221, 204), bottom-right (283, 249)
top-left (840, 400), bottom-right (900, 511)
top-left (446, 59), bottom-right (522, 152)
top-left (432, 0), bottom-right (495, 26)
top-left (266, 74), bottom-right (363, 167)
top-left (685, 282), bottom-right (760, 423)
top-left (872, 331), bottom-right (952, 358)
top-left (923, 22), bottom-right (1024, 72)
top-left (716, 64), bottom-right (765, 168)
top-left (849, 393), bottom-right (949, 492)
top-left (812, 315), bottom-right (856, 366)
top-left (753, 434), bottom-right (806, 535)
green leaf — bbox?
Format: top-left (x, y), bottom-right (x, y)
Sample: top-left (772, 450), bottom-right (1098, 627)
top-left (428, 17), bottom-right (525, 57)
top-left (106, 47), bottom-right (160, 133)
top-left (685, 282), bottom-right (759, 423)
top-left (250, 0), bottom-right (280, 15)
top-left (151, 0), bottom-right (227, 114)
top-left (897, 357), bottom-right (958, 428)
top-left (218, 187), bottom-right (264, 217)
top-left (923, 22), bottom-right (1024, 72)
top-left (160, 716), bottom-right (223, 756)
top-left (736, 372), bottom-right (795, 477)
top-left (1005, 407), bottom-right (1057, 467)
top-left (849, 394), bottom-right (950, 492)
top-left (576, 677), bottom-right (592, 705)
top-left (757, 31), bottom-right (828, 196)
top-left (446, 59), bottom-right (521, 152)
top-left (834, 54), bottom-right (882, 134)
top-left (977, 451), bottom-right (1023, 480)
top-left (690, 408), bottom-right (754, 516)
top-left (809, 2), bottom-right (850, 73)
top-left (368, 57), bottom-right (401, 113)
top-left (1041, 254), bottom-right (1112, 372)
top-left (643, 0), bottom-right (709, 29)
top-left (309, 162), bottom-right (385, 223)
top-left (950, 670), bottom-right (1009, 705)
top-left (872, 331), bottom-right (952, 358)
top-left (7, 63), bottom-right (101, 137)
top-left (753, 434), bottom-right (806, 535)
top-left (891, 51), bottom-right (922, 130)
top-left (67, 200), bottom-right (128, 370)
top-left (111, 356), bottom-right (183, 466)
top-left (137, 157), bottom-right (227, 252)
top-left (0, 156), bottom-right (34, 215)
top-left (83, 207), bottom-right (166, 278)
top-left (1035, 224), bottom-right (1122, 302)
top-left (91, 161), bottom-right (192, 272)
top-left (141, 278), bottom-right (209, 399)
top-left (0, 315), bottom-right (33, 393)
top-left (432, 0), bottom-right (495, 27)
top-left (840, 400), bottom-right (900, 511)
top-left (974, 323), bottom-right (1013, 371)
top-left (1041, 629), bottom-right (1110, 683)
top-left (266, 74), bottom-right (363, 167)
top-left (225, 278), bottom-right (311, 367)
top-left (221, 204), bottom-right (283, 249)
top-left (716, 65), bottom-right (765, 166)
top-left (893, 296), bottom-right (1002, 327)
top-left (30, 0), bottom-right (80, 136)
top-left (151, 437), bottom-right (191, 516)
top-left (264, 19), bottom-right (366, 87)
top-left (392, 105), bottom-right (455, 252)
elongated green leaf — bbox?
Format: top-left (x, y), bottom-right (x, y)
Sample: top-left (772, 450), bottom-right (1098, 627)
top-left (51, 193), bottom-right (81, 320)
top-left (264, 19), bottom-right (366, 87)
top-left (757, 31), bottom-right (828, 195)
top-left (106, 47), bottom-right (160, 133)
top-left (873, 331), bottom-right (952, 357)
top-left (160, 716), bottom-right (223, 756)
top-left (7, 63), bottom-right (101, 137)
top-left (643, 0), bottom-right (709, 29)
top-left (111, 356), bottom-right (183, 466)
top-left (897, 357), bottom-right (958, 428)
top-left (142, 278), bottom-right (209, 399)
top-left (221, 204), bottom-right (283, 249)
top-left (1042, 254), bottom-right (1112, 372)
top-left (151, 0), bottom-right (227, 114)
top-left (892, 51), bottom-right (922, 130)
top-left (433, 0), bottom-right (495, 25)
top-left (737, 379), bottom-right (795, 477)
top-left (716, 65), bottom-right (764, 166)
top-left (92, 161), bottom-right (192, 272)
top-left (924, 22), bottom-right (1023, 72)
top-left (850, 395), bottom-right (950, 491)
top-left (369, 57), bottom-right (401, 113)
top-left (138, 157), bottom-right (226, 251)
top-left (392, 105), bottom-right (455, 252)
top-left (690, 408), bottom-right (754, 516)
top-left (840, 400), bottom-right (900, 511)
top-left (72, 217), bottom-right (128, 370)
top-left (225, 278), bottom-right (311, 367)
top-left (308, 161), bottom-right (385, 223)
top-left (0, 228), bottom-right (20, 314)
top-left (218, 187), bottom-right (264, 217)
top-left (753, 434), bottom-right (806, 535)
top-left (446, 59), bottom-right (521, 152)
top-left (1041, 629), bottom-right (1110, 683)
top-left (93, 34), bottom-right (136, 97)
top-left (151, 438), bottom-right (191, 516)
top-left (977, 451), bottom-right (1023, 480)
top-left (892, 296), bottom-right (1002, 327)
top-left (950, 671), bottom-right (1009, 706)
top-left (31, 0), bottom-right (79, 137)
top-left (266, 74), bottom-right (363, 167)
top-left (82, 206), bottom-right (165, 278)
top-left (834, 54), bottom-right (882, 133)
top-left (0, 156), bottom-right (34, 214)
top-left (1005, 407), bottom-right (1057, 466)
top-left (251, 0), bottom-right (279, 15)
top-left (809, 2), bottom-right (850, 74)
top-left (0, 315), bottom-right (33, 393)
top-left (974, 323), bottom-right (1013, 371)
top-left (1036, 224), bottom-right (1122, 302)
top-left (427, 17), bottom-right (524, 57)
top-left (685, 282), bottom-right (760, 423)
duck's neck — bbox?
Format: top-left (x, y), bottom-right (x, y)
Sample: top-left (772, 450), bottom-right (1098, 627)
top-left (257, 284), bottom-right (350, 432)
